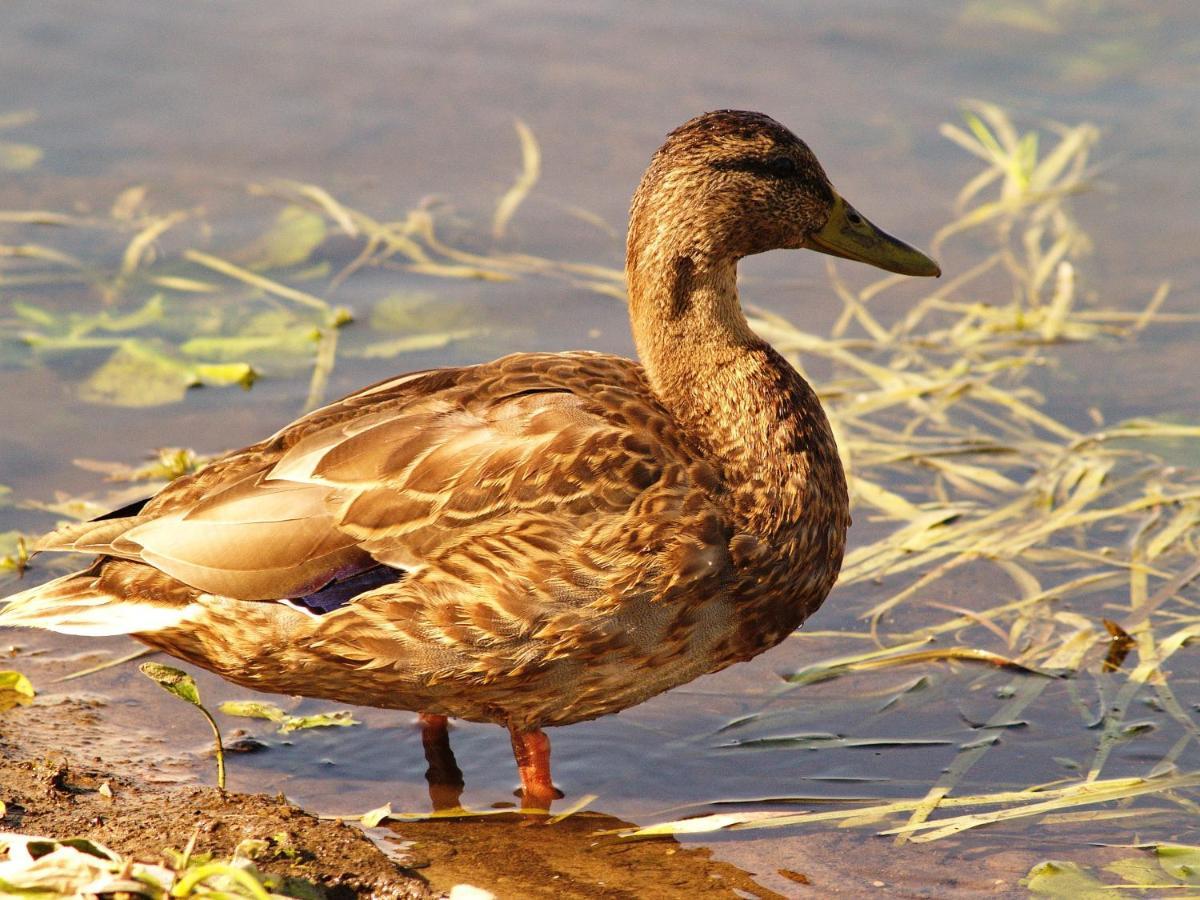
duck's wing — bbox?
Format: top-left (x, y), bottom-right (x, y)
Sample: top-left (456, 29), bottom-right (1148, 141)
top-left (19, 352), bottom-right (726, 619)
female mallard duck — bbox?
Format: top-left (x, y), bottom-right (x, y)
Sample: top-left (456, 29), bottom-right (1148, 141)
top-left (0, 110), bottom-right (938, 808)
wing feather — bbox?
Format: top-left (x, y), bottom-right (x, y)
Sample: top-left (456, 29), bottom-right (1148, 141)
top-left (24, 354), bottom-right (728, 623)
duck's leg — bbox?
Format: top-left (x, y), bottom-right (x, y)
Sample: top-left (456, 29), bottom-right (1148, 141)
top-left (419, 713), bottom-right (464, 811)
top-left (508, 724), bottom-right (562, 810)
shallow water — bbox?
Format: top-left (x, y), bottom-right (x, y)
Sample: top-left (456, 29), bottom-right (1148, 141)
top-left (3, 2), bottom-right (1200, 896)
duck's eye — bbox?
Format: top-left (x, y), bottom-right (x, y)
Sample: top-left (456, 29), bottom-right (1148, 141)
top-left (711, 155), bottom-right (801, 179)
top-left (766, 156), bottom-right (798, 178)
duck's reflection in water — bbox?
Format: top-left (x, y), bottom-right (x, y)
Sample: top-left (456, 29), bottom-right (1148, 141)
top-left (418, 712), bottom-right (465, 811)
top-left (420, 714), bottom-right (567, 812)
top-left (409, 718), bottom-right (788, 897)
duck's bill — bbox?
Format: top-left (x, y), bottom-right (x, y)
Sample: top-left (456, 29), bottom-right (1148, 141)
top-left (809, 194), bottom-right (941, 277)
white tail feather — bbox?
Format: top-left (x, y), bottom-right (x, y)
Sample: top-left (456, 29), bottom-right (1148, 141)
top-left (0, 573), bottom-right (191, 637)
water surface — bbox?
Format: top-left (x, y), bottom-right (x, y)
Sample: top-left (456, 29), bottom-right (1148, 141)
top-left (2, 2), bottom-right (1199, 896)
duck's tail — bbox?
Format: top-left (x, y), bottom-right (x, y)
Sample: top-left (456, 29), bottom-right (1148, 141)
top-left (1, 508), bottom-right (194, 637)
top-left (0, 567), bottom-right (189, 637)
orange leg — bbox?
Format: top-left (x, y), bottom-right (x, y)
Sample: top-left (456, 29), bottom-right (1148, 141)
top-left (508, 724), bottom-right (562, 810)
top-left (419, 713), bottom-right (464, 811)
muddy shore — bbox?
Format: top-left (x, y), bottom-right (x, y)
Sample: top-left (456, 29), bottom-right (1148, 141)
top-left (0, 699), bottom-right (786, 899)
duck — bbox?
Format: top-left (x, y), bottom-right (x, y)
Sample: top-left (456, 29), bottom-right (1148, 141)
top-left (0, 110), bottom-right (939, 809)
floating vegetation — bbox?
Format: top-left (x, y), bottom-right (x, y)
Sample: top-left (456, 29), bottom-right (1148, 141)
top-left (219, 700), bottom-right (360, 734)
top-left (0, 110), bottom-right (42, 172)
top-left (0, 151), bottom-right (530, 411)
top-left (74, 447), bottom-right (207, 483)
top-left (0, 533), bottom-right (28, 575)
top-left (0, 669), bottom-right (34, 712)
top-left (1025, 845), bottom-right (1200, 897)
top-left (326, 793), bottom-right (599, 825)
top-left (359, 803), bottom-right (392, 828)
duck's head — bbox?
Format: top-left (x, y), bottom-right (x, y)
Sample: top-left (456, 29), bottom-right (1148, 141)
top-left (627, 109), bottom-right (940, 279)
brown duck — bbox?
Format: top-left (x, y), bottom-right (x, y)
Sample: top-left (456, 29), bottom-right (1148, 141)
top-left (0, 110), bottom-right (939, 808)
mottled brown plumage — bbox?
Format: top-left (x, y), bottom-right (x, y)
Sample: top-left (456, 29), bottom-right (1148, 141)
top-left (1, 110), bottom-right (939, 807)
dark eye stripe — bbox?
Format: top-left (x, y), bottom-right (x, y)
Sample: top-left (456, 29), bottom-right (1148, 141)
top-left (711, 156), bottom-right (798, 178)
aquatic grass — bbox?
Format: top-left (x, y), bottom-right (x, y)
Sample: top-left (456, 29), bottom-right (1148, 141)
top-left (782, 642), bottom-right (1062, 686)
top-left (53, 646), bottom-right (155, 683)
top-left (492, 118), bottom-right (540, 241)
top-left (610, 771), bottom-right (1200, 839)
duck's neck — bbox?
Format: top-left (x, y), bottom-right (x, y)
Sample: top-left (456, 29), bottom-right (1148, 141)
top-left (626, 247), bottom-right (846, 537)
